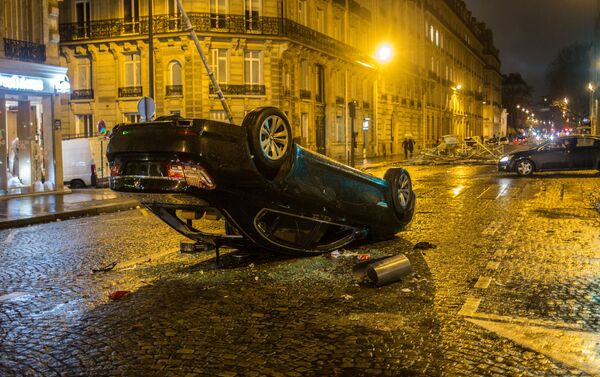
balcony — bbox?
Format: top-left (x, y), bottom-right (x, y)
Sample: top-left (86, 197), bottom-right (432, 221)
top-left (209, 84), bottom-right (265, 96)
top-left (3, 38), bottom-right (46, 63)
top-left (59, 13), bottom-right (361, 62)
top-left (118, 86), bottom-right (142, 97)
top-left (71, 89), bottom-right (94, 100)
top-left (166, 85), bottom-right (183, 96)
top-left (300, 89), bottom-right (312, 100)
top-left (336, 96), bottom-right (345, 105)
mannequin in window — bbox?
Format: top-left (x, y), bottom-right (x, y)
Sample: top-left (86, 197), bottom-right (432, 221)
top-left (9, 137), bottom-right (19, 179)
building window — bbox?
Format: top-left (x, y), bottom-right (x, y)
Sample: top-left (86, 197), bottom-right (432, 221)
top-left (76, 58), bottom-right (92, 90)
top-left (298, 0), bottom-right (307, 26)
top-left (166, 60), bottom-right (183, 96)
top-left (301, 112), bottom-right (308, 140)
top-left (210, 49), bottom-right (228, 84)
top-left (123, 0), bottom-right (140, 33)
top-left (335, 115), bottom-right (344, 143)
top-left (316, 8), bottom-right (325, 33)
top-left (210, 0), bottom-right (227, 28)
top-left (4, 0), bottom-right (40, 42)
top-left (300, 60), bottom-right (309, 90)
top-left (245, 0), bottom-right (261, 30)
top-left (210, 110), bottom-right (227, 121)
top-left (123, 113), bottom-right (140, 123)
top-left (75, 0), bottom-right (91, 38)
top-left (124, 54), bottom-right (141, 87)
top-left (76, 114), bottom-right (93, 138)
top-left (166, 0), bottom-right (180, 30)
top-left (244, 51), bottom-right (262, 86)
top-left (334, 17), bottom-right (343, 41)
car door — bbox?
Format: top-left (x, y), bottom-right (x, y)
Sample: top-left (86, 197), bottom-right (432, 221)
top-left (535, 140), bottom-right (571, 170)
top-left (570, 137), bottom-right (596, 170)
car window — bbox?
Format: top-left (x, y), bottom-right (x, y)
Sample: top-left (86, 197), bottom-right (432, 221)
top-left (539, 142), bottom-right (561, 151)
top-left (576, 138), bottom-right (595, 148)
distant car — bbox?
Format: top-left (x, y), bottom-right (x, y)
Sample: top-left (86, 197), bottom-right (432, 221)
top-left (513, 136), bottom-right (528, 145)
top-left (62, 138), bottom-right (98, 188)
top-left (106, 107), bottom-right (416, 255)
top-left (498, 136), bottom-right (600, 176)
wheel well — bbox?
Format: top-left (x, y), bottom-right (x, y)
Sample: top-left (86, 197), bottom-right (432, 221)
top-left (70, 179), bottom-right (86, 188)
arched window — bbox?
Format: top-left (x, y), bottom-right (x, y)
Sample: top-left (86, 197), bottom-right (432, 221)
top-left (166, 60), bottom-right (182, 96)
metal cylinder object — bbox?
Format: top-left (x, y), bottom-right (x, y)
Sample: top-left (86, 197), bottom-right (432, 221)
top-left (366, 254), bottom-right (412, 286)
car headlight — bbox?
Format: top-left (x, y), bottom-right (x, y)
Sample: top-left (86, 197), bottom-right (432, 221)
top-left (499, 156), bottom-right (510, 163)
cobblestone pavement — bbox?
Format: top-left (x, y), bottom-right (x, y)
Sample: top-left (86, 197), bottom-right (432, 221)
top-left (0, 166), bottom-right (599, 376)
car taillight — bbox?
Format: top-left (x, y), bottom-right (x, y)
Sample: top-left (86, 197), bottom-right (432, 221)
top-left (110, 163), bottom-right (121, 177)
top-left (183, 164), bottom-right (216, 190)
top-left (167, 164), bottom-right (185, 180)
top-left (91, 164), bottom-right (97, 177)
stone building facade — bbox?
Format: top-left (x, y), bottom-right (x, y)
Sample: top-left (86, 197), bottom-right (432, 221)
top-left (0, 0), bottom-right (67, 195)
top-left (57, 0), bottom-right (501, 163)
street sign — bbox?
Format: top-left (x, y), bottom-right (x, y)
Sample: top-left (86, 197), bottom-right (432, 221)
top-left (137, 96), bottom-right (156, 121)
top-left (97, 119), bottom-right (107, 135)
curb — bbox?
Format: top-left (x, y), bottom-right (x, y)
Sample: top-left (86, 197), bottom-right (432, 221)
top-left (0, 199), bottom-right (140, 230)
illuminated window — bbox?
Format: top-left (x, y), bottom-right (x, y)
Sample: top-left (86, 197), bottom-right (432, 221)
top-left (210, 49), bottom-right (228, 84)
top-left (244, 51), bottom-right (262, 86)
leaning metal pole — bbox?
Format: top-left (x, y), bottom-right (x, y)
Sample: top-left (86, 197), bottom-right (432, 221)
top-left (175, 0), bottom-right (234, 124)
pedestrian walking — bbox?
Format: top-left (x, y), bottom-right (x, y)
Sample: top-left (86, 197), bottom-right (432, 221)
top-left (402, 138), bottom-right (416, 159)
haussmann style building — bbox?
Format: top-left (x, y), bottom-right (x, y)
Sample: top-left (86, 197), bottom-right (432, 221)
top-left (0, 0), bottom-right (68, 196)
top-left (56, 0), bottom-right (501, 169)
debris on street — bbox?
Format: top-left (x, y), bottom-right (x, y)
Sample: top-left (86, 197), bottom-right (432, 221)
top-left (408, 135), bottom-right (503, 166)
top-left (414, 242), bottom-right (437, 250)
top-left (92, 261), bottom-right (117, 273)
top-left (366, 254), bottom-right (412, 286)
top-left (108, 290), bottom-right (131, 300)
top-left (358, 253), bottom-right (372, 261)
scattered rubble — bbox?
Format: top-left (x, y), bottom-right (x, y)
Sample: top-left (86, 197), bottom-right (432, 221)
top-left (409, 135), bottom-right (502, 165)
top-left (92, 261), bottom-right (117, 273)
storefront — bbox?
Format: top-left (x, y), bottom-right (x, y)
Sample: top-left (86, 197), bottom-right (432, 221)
top-left (0, 59), bottom-right (67, 196)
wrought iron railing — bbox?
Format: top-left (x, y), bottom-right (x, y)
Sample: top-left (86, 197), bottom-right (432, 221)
top-left (209, 84), bottom-right (265, 95)
top-left (300, 89), bottom-right (312, 100)
top-left (362, 101), bottom-right (370, 109)
top-left (118, 86), bottom-right (142, 97)
top-left (333, 0), bottom-right (346, 7)
top-left (336, 96), bottom-right (345, 105)
top-left (282, 88), bottom-right (292, 97)
top-left (166, 85), bottom-right (183, 96)
top-left (60, 13), bottom-right (360, 60)
top-left (3, 38), bottom-right (46, 63)
top-left (71, 89), bottom-right (94, 100)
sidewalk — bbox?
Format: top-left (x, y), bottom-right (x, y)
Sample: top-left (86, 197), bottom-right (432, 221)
top-left (0, 188), bottom-right (139, 230)
top-left (0, 156), bottom-right (406, 230)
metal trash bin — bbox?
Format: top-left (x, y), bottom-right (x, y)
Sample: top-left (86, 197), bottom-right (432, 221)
top-left (366, 254), bottom-right (412, 286)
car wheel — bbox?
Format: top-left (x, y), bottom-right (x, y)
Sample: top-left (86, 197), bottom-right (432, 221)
top-left (69, 179), bottom-right (86, 189)
top-left (515, 159), bottom-right (534, 176)
top-left (384, 168), bottom-right (415, 223)
top-left (243, 107), bottom-right (293, 177)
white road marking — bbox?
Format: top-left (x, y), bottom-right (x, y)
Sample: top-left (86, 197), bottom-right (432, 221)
top-left (474, 276), bottom-right (492, 289)
top-left (1, 229), bottom-right (18, 244)
top-left (458, 297), bottom-right (481, 316)
top-left (468, 317), bottom-right (600, 376)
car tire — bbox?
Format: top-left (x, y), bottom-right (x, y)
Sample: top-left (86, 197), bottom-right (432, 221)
top-left (384, 168), bottom-right (415, 223)
top-left (69, 179), bottom-right (86, 189)
top-left (515, 159), bottom-right (534, 176)
top-left (242, 107), bottom-right (293, 177)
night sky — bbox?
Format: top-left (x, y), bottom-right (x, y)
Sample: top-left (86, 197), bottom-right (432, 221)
top-left (463, 0), bottom-right (597, 99)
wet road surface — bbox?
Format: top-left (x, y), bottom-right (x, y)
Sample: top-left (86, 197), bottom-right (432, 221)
top-left (0, 165), bottom-right (599, 376)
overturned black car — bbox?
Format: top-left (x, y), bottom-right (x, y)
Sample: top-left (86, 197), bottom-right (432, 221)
top-left (107, 107), bottom-right (415, 255)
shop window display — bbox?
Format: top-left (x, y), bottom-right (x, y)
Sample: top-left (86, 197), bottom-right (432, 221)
top-left (0, 95), bottom-right (53, 195)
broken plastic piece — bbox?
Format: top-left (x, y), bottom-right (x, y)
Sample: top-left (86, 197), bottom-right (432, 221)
top-left (358, 253), bottom-right (371, 261)
top-left (108, 290), bottom-right (131, 300)
top-left (414, 241), bottom-right (437, 250)
top-left (92, 261), bottom-right (117, 273)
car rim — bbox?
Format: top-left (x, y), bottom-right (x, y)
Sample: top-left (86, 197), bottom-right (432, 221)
top-left (397, 174), bottom-right (411, 208)
top-left (259, 115), bottom-right (289, 161)
top-left (518, 161), bottom-right (532, 175)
